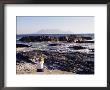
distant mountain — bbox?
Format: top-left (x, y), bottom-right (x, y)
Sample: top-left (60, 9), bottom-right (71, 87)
top-left (34, 29), bottom-right (73, 34)
top-left (17, 29), bottom-right (94, 35)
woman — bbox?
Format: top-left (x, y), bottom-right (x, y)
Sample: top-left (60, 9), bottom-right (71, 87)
top-left (36, 54), bottom-right (44, 72)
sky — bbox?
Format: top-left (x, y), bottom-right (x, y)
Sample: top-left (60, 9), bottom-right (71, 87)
top-left (16, 16), bottom-right (94, 34)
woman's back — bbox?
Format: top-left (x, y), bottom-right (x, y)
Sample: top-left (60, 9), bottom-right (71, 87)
top-left (36, 60), bottom-right (44, 69)
top-left (36, 56), bottom-right (44, 70)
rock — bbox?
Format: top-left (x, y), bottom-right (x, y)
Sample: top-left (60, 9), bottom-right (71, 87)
top-left (68, 46), bottom-right (86, 50)
top-left (19, 34), bottom-right (93, 42)
top-left (16, 44), bottom-right (31, 47)
top-left (16, 46), bottom-right (94, 74)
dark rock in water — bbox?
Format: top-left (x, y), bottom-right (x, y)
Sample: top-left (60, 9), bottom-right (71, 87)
top-left (82, 36), bottom-right (92, 40)
top-left (19, 34), bottom-right (94, 42)
top-left (48, 43), bottom-right (62, 46)
top-left (58, 36), bottom-right (68, 41)
top-left (68, 46), bottom-right (86, 50)
top-left (19, 36), bottom-right (51, 42)
top-left (16, 44), bottom-right (31, 47)
top-left (76, 40), bottom-right (94, 43)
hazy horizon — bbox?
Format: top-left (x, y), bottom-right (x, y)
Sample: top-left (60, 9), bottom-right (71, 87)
top-left (17, 33), bottom-right (94, 35)
top-left (17, 16), bottom-right (94, 34)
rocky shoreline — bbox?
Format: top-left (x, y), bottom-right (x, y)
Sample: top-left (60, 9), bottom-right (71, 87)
top-left (16, 34), bottom-right (94, 74)
top-left (16, 49), bottom-right (94, 74)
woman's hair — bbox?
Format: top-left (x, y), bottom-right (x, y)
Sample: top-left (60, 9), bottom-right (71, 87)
top-left (38, 55), bottom-right (44, 62)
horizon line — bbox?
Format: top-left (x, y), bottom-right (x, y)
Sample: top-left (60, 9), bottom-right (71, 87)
top-left (17, 33), bottom-right (94, 35)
